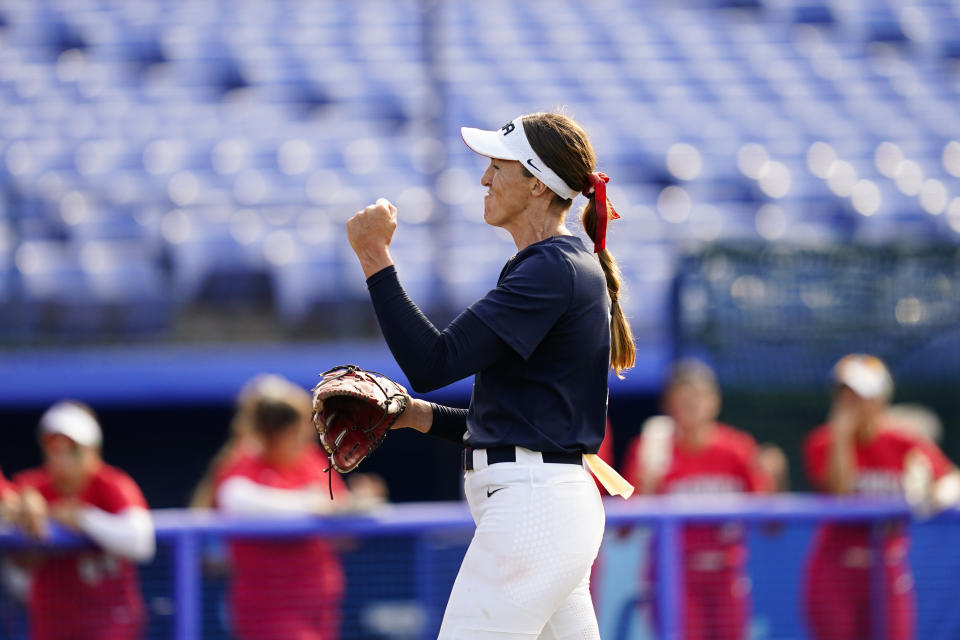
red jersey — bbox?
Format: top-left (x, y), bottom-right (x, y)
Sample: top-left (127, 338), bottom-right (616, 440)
top-left (215, 443), bottom-right (349, 640)
top-left (804, 424), bottom-right (953, 555)
top-left (0, 468), bottom-right (11, 493)
top-left (623, 423), bottom-right (767, 564)
top-left (13, 464), bottom-right (147, 640)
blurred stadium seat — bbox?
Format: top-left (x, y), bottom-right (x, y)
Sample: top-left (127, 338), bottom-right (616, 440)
top-left (0, 0), bottom-right (957, 347)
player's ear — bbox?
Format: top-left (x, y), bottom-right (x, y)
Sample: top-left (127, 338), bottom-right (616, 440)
top-left (529, 177), bottom-right (550, 197)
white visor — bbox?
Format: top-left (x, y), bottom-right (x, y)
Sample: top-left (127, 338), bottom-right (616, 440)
top-left (460, 116), bottom-right (580, 200)
top-left (833, 355), bottom-right (893, 400)
top-left (39, 402), bottom-right (102, 448)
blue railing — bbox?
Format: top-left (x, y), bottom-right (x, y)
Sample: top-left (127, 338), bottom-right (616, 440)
top-left (0, 496), bottom-right (957, 640)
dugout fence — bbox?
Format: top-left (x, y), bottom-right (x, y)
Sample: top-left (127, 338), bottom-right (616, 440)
top-left (1, 497), bottom-right (959, 640)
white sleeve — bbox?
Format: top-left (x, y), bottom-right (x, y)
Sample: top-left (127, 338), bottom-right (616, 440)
top-left (639, 415), bottom-right (675, 492)
top-left (216, 476), bottom-right (330, 516)
top-left (1, 559), bottom-right (31, 603)
top-left (76, 506), bottom-right (155, 563)
top-left (934, 471), bottom-right (960, 509)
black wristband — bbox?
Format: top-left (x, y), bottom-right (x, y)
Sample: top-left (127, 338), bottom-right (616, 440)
top-left (427, 403), bottom-right (469, 447)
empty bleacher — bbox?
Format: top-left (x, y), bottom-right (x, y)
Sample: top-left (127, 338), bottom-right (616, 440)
top-left (1, 0), bottom-right (958, 344)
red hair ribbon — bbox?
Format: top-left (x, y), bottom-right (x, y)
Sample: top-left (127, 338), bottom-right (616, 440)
top-left (582, 172), bottom-right (620, 253)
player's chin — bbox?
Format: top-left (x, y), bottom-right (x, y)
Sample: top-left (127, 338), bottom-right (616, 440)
top-left (482, 199), bottom-right (499, 225)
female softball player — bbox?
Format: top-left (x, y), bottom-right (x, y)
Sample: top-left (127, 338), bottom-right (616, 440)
top-left (621, 360), bottom-right (772, 640)
top-left (215, 387), bottom-right (351, 640)
top-left (13, 402), bottom-right (155, 640)
top-left (191, 374), bottom-right (304, 509)
top-left (803, 354), bottom-right (960, 640)
top-left (345, 112), bottom-right (634, 639)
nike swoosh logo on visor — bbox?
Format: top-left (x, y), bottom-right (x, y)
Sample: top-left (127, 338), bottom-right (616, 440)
top-left (526, 158), bottom-right (541, 172)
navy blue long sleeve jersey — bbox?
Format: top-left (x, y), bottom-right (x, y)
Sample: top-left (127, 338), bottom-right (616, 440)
top-left (366, 235), bottom-right (610, 453)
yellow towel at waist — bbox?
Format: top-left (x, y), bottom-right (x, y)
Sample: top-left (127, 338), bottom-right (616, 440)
top-left (584, 454), bottom-right (635, 499)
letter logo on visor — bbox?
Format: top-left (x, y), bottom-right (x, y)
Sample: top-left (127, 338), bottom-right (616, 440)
top-left (461, 116), bottom-right (579, 201)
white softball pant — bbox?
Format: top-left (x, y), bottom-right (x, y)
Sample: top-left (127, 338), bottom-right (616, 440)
top-left (437, 447), bottom-right (605, 639)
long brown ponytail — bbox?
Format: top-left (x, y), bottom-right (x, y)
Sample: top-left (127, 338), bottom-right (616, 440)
top-left (521, 112), bottom-right (636, 377)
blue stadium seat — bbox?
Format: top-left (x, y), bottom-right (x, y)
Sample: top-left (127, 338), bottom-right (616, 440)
top-left (0, 0), bottom-right (958, 342)
top-left (14, 239), bottom-right (101, 338)
top-left (79, 239), bottom-right (170, 335)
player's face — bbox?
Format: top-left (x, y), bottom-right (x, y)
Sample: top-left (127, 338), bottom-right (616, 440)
top-left (832, 385), bottom-right (884, 425)
top-left (42, 434), bottom-right (94, 490)
top-left (480, 158), bottom-right (536, 228)
top-left (832, 385), bottom-right (860, 408)
top-left (262, 420), bottom-right (309, 465)
top-left (664, 381), bottom-right (719, 429)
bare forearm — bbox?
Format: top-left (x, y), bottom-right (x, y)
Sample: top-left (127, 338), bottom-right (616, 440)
top-left (825, 436), bottom-right (856, 494)
top-left (357, 247), bottom-right (394, 279)
top-left (393, 398), bottom-right (434, 433)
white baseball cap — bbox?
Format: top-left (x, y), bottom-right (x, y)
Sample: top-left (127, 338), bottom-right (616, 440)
top-left (39, 402), bottom-right (102, 448)
top-left (833, 354), bottom-right (893, 400)
top-left (460, 116), bottom-right (580, 200)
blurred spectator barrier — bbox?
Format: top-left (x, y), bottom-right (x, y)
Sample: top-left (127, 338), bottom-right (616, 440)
top-left (1, 496), bottom-right (959, 639)
top-left (674, 243), bottom-right (960, 388)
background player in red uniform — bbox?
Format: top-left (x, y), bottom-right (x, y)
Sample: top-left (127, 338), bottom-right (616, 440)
top-left (803, 354), bottom-right (960, 640)
top-left (214, 383), bottom-right (383, 640)
top-left (12, 401), bottom-right (154, 640)
top-left (621, 360), bottom-right (772, 640)
top-left (0, 469), bottom-right (18, 522)
top-left (191, 373), bottom-right (301, 509)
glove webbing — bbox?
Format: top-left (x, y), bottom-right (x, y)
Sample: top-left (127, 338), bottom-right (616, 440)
top-left (317, 364), bottom-right (409, 497)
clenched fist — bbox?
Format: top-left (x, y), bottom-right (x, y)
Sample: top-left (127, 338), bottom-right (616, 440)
top-left (347, 198), bottom-right (398, 278)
